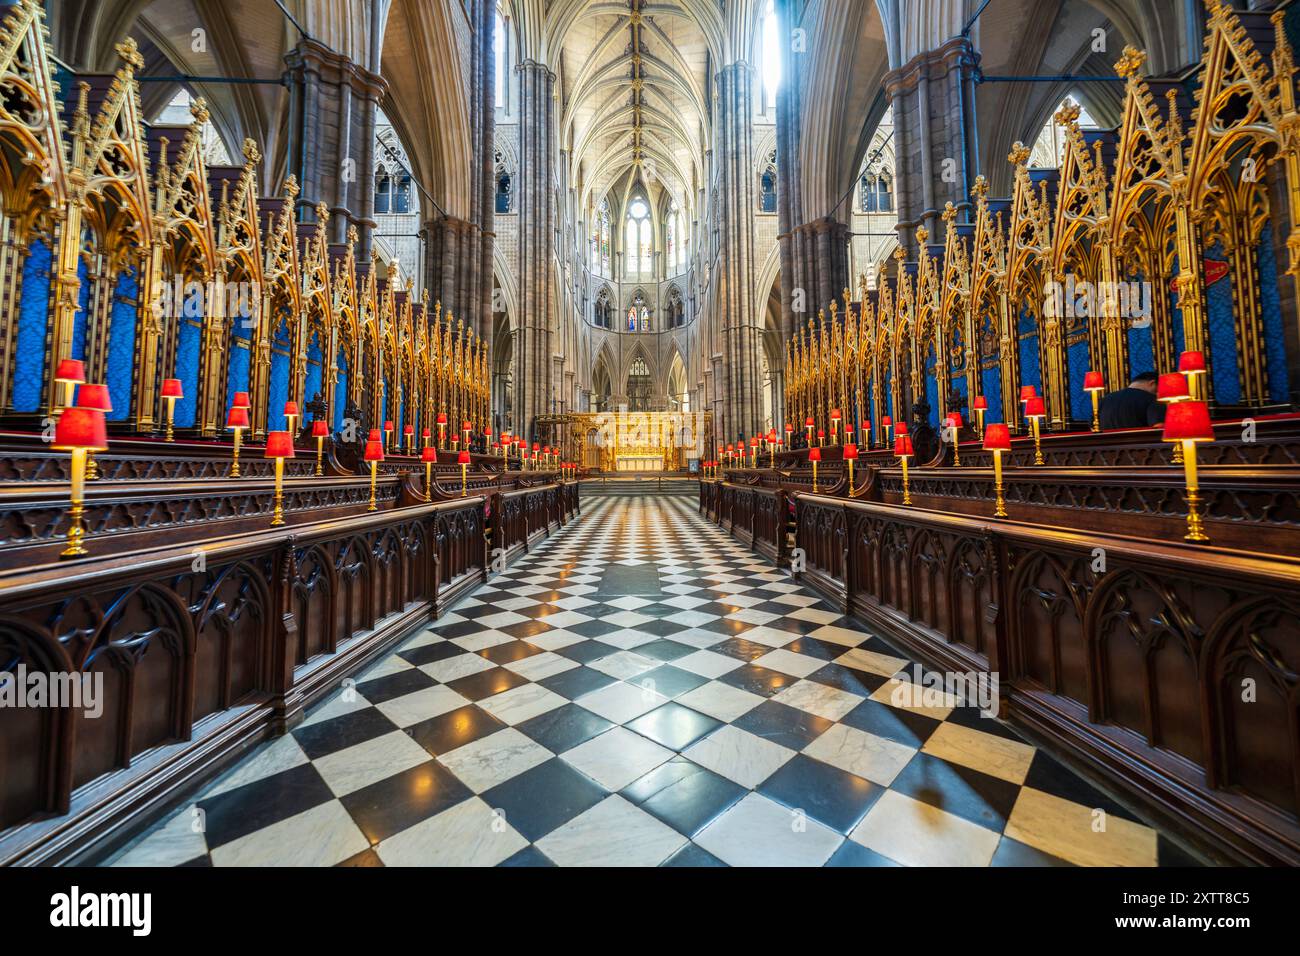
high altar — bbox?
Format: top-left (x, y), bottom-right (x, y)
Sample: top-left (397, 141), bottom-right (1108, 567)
top-left (561, 411), bottom-right (712, 472)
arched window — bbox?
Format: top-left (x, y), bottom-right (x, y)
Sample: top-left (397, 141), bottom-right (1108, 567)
top-left (495, 152), bottom-right (512, 213)
top-left (761, 0), bottom-right (780, 112)
top-left (595, 199), bottom-right (611, 275)
top-left (627, 356), bottom-right (652, 411)
top-left (666, 287), bottom-right (685, 328)
top-left (595, 287), bottom-right (613, 328)
top-left (666, 202), bottom-right (677, 273)
top-left (860, 173), bottom-right (892, 212)
top-left (759, 152), bottom-right (777, 213)
top-left (374, 168), bottom-right (391, 214)
top-left (629, 290), bottom-right (650, 331)
top-left (393, 172), bottom-right (412, 214)
top-left (494, 11), bottom-right (507, 106)
top-left (154, 88), bottom-right (232, 165)
top-left (625, 196), bottom-right (651, 276)
top-left (1030, 94), bottom-right (1099, 168)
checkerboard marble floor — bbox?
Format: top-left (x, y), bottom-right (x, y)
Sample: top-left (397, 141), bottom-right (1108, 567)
top-left (101, 492), bottom-right (1202, 867)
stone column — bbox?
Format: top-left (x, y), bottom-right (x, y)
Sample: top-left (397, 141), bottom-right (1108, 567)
top-left (282, 39), bottom-right (386, 254)
top-left (516, 59), bottom-right (556, 440)
top-left (715, 61), bottom-right (764, 442)
top-left (885, 36), bottom-right (979, 252)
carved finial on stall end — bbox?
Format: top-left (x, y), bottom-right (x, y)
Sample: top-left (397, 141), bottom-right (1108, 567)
top-left (1115, 45), bottom-right (1147, 80)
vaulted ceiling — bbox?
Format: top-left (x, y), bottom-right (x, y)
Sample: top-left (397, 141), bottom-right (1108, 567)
top-left (553, 0), bottom-right (713, 216)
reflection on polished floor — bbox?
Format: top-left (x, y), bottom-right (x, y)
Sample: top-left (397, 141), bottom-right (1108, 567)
top-left (102, 494), bottom-right (1201, 867)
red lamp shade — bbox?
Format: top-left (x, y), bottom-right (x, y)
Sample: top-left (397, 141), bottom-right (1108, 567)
top-left (1157, 372), bottom-right (1190, 403)
top-left (948, 411), bottom-right (964, 428)
top-left (816, 429), bottom-right (825, 439)
top-left (726, 444), bottom-right (734, 453)
top-left (830, 408), bottom-right (842, 420)
top-left (264, 430), bottom-right (295, 458)
top-left (983, 423), bottom-right (1012, 452)
top-left (363, 440), bottom-right (385, 462)
top-left (485, 428), bottom-right (494, 438)
top-left (231, 391), bottom-right (251, 409)
top-left (421, 446), bottom-right (438, 463)
top-left (882, 416), bottom-right (892, 427)
top-left (767, 429), bottom-right (777, 442)
top-left (404, 424), bottom-right (414, 436)
top-left (784, 422), bottom-right (794, 432)
top-left (55, 359), bottom-right (86, 384)
top-left (751, 437), bottom-right (760, 447)
top-left (1024, 396), bottom-right (1046, 418)
top-left (842, 443), bottom-right (859, 460)
top-left (54, 407), bottom-right (108, 451)
top-left (457, 450), bottom-right (471, 465)
top-left (895, 421), bottom-right (908, 436)
top-left (462, 420), bottom-right (473, 431)
top-left (805, 417), bottom-right (815, 427)
top-left (1162, 401), bottom-right (1214, 442)
top-left (369, 429), bottom-right (382, 442)
top-left (807, 447), bottom-right (822, 462)
top-left (1019, 385), bottom-right (1037, 402)
top-left (384, 420), bottom-right (394, 432)
top-left (283, 401), bottom-right (299, 417)
top-left (311, 419), bottom-right (329, 437)
top-left (77, 383), bottom-right (112, 413)
top-left (532, 443), bottom-right (540, 452)
top-left (1083, 371), bottom-right (1104, 391)
top-left (894, 435), bottom-right (915, 458)
top-left (422, 427), bottom-right (432, 439)
top-left (972, 395), bottom-right (988, 411)
top-left (161, 378), bottom-right (183, 399)
top-left (1178, 350), bottom-right (1207, 375)
top-left (226, 406), bottom-right (250, 429)
top-left (492, 442), bottom-right (501, 451)
top-left (436, 412), bottom-right (448, 425)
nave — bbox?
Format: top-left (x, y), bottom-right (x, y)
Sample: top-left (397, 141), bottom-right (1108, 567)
top-left (102, 493), bottom-right (1199, 868)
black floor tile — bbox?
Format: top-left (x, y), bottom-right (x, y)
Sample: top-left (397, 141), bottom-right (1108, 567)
top-left (635, 664), bottom-right (709, 699)
top-left (888, 752), bottom-right (1021, 832)
top-left (356, 668), bottom-right (437, 704)
top-left (806, 663), bottom-right (889, 697)
top-left (718, 663), bottom-right (799, 699)
top-left (634, 638), bottom-right (696, 663)
top-left (990, 836), bottom-right (1075, 867)
top-left (498, 619), bottom-right (556, 639)
top-left (825, 840), bottom-right (901, 867)
top-left (340, 761), bottom-right (472, 844)
top-left (500, 845), bottom-right (556, 867)
top-left (481, 758), bottom-right (607, 842)
top-left (758, 754), bottom-right (885, 834)
top-left (444, 666), bottom-right (531, 701)
top-left (292, 706), bottom-right (398, 760)
top-left (196, 763), bottom-right (335, 849)
top-left (733, 699), bottom-right (835, 750)
top-left (516, 702), bottom-right (615, 753)
top-left (712, 637), bottom-right (777, 662)
top-left (625, 702), bottom-right (722, 751)
top-left (337, 848), bottom-right (385, 867)
top-left (398, 640), bottom-right (466, 667)
top-left (557, 639), bottom-right (622, 665)
top-left (406, 704), bottom-right (508, 756)
top-left (538, 664), bottom-right (618, 700)
top-left (840, 698), bottom-right (941, 749)
top-left (622, 757), bottom-right (746, 837)
top-left (478, 639), bottom-right (548, 664)
top-left (1022, 751), bottom-right (1145, 825)
top-left (661, 843), bottom-right (728, 867)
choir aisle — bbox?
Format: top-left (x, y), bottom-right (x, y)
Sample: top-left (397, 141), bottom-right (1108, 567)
top-left (100, 493), bottom-right (1201, 867)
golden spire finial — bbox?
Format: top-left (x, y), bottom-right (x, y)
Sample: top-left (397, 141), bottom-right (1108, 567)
top-left (1054, 100), bottom-right (1082, 128)
top-left (916, 225), bottom-right (929, 244)
top-left (284, 174), bottom-right (300, 199)
top-left (1008, 142), bottom-right (1031, 167)
top-left (242, 138), bottom-right (261, 164)
top-left (941, 202), bottom-right (957, 224)
top-left (1115, 45), bottom-right (1147, 80)
top-left (115, 37), bottom-right (144, 71)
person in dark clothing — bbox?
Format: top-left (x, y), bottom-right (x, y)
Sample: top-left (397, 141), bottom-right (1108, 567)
top-left (1098, 371), bottom-right (1164, 430)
